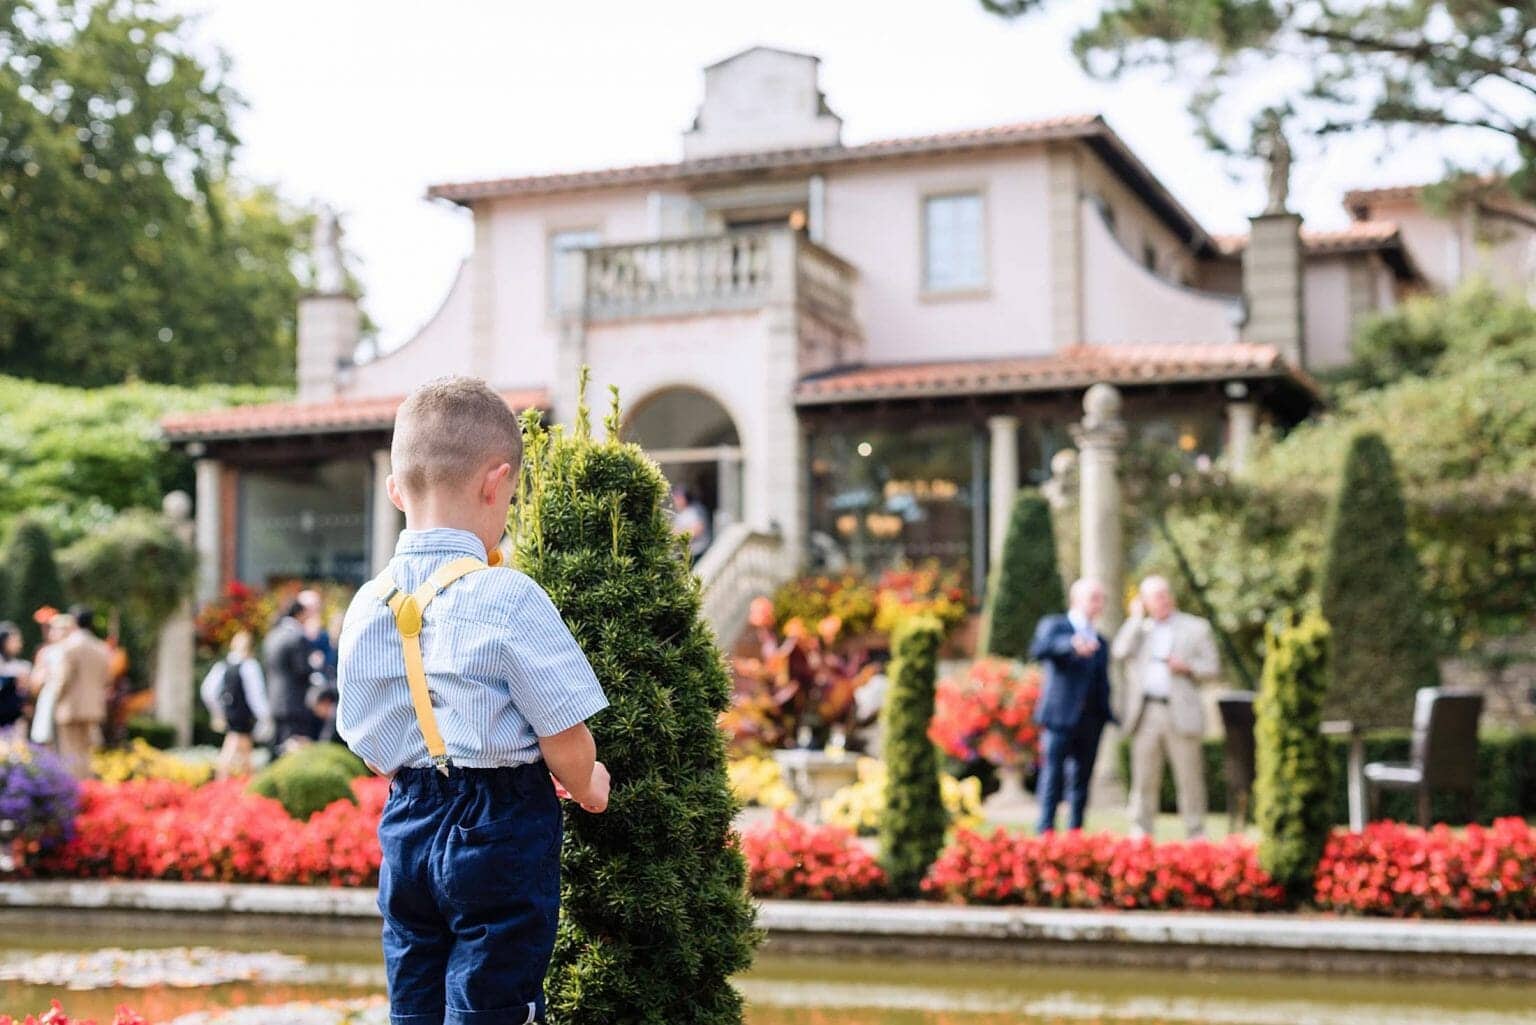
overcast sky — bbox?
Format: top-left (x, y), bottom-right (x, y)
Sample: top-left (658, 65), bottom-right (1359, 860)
top-left (161, 0), bottom-right (1514, 351)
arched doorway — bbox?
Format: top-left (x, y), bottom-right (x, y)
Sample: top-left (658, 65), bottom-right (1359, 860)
top-left (626, 387), bottom-right (744, 548)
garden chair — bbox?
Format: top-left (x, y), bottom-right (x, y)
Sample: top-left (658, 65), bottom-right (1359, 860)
top-left (1216, 692), bottom-right (1256, 832)
top-left (1364, 687), bottom-right (1483, 828)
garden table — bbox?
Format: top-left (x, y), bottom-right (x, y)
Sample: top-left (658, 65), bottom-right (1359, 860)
top-left (1321, 719), bottom-right (1365, 831)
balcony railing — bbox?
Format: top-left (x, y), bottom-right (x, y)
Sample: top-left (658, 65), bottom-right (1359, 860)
top-left (579, 232), bottom-right (777, 321)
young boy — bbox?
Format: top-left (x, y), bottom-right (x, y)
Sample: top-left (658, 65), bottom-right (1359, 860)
top-left (337, 376), bottom-right (610, 1025)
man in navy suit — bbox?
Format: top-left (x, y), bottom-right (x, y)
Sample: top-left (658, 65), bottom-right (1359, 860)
top-left (1028, 578), bottom-right (1117, 834)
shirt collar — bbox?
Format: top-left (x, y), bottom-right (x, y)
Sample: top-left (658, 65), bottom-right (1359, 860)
top-left (394, 527), bottom-right (488, 561)
top-left (1068, 610), bottom-right (1091, 634)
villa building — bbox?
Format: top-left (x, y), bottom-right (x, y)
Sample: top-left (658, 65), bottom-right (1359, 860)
top-left (162, 47), bottom-right (1534, 637)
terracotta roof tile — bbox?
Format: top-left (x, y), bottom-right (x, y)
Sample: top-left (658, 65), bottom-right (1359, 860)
top-left (1214, 221), bottom-right (1401, 257)
top-left (161, 388), bottom-right (549, 442)
top-left (795, 343), bottom-right (1312, 405)
top-left (427, 115), bottom-right (1104, 203)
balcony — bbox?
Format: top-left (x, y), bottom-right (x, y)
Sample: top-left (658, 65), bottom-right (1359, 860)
top-left (560, 230), bottom-right (862, 373)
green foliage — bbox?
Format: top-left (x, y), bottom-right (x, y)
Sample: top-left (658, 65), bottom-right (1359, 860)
top-left (513, 378), bottom-right (756, 1025)
top-left (0, 0), bottom-right (329, 386)
top-left (58, 508), bottom-right (196, 643)
top-left (1319, 433), bottom-right (1439, 727)
top-left (979, 490), bottom-right (1064, 660)
top-left (249, 743), bottom-right (363, 820)
top-left (992, 1), bottom-right (1536, 206)
top-left (125, 715), bottom-right (176, 751)
top-left (1137, 285), bottom-right (1536, 665)
top-left (0, 375), bottom-right (276, 545)
top-left (878, 613), bottom-right (946, 898)
top-left (2, 516), bottom-right (65, 651)
top-left (1254, 611), bottom-right (1333, 904)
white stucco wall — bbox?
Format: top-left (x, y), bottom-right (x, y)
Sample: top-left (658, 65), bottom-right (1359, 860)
top-left (1079, 154), bottom-right (1198, 286)
top-left (1081, 198), bottom-right (1241, 345)
top-left (1302, 257), bottom-right (1354, 369)
top-left (821, 151), bottom-right (1054, 363)
top-left (344, 260), bottom-right (475, 396)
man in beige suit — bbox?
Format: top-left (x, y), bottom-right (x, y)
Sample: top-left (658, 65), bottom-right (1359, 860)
top-left (51, 608), bottom-right (111, 779)
top-left (1112, 576), bottom-right (1221, 838)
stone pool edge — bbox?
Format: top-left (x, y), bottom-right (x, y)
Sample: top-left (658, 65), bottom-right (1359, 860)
top-left (3, 880), bottom-right (1534, 979)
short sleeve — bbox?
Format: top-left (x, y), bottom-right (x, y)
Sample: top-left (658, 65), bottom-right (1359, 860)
top-left (504, 580), bottom-right (609, 738)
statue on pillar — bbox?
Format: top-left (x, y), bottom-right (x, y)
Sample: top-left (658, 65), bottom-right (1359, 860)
top-left (312, 204), bottom-right (346, 294)
top-left (1254, 108), bottom-right (1292, 216)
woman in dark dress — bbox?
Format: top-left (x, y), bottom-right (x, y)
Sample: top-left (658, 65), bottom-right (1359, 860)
top-left (0, 622), bottom-right (32, 732)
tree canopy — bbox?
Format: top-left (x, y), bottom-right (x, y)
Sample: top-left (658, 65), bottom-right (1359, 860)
top-left (0, 0), bottom-right (332, 386)
top-left (983, 1), bottom-right (1536, 209)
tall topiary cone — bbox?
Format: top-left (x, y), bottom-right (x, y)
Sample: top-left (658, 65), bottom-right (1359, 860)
top-left (3, 516), bottom-right (66, 651)
top-left (978, 489), bottom-right (1065, 661)
top-left (1319, 431), bottom-right (1439, 727)
top-left (512, 374), bottom-right (757, 1025)
top-left (879, 613), bottom-right (946, 897)
top-left (1254, 610), bottom-right (1333, 905)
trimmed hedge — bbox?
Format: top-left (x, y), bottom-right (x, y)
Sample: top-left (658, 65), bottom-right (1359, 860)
top-left (1120, 728), bottom-right (1536, 827)
top-left (1319, 433), bottom-right (1439, 728)
top-left (249, 743), bottom-right (366, 821)
top-left (879, 613), bottom-right (947, 897)
top-left (978, 489), bottom-right (1064, 661)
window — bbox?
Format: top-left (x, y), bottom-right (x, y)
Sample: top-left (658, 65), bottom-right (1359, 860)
top-left (1142, 242), bottom-right (1158, 271)
top-left (548, 228), bottom-right (601, 312)
top-left (923, 193), bottom-right (985, 293)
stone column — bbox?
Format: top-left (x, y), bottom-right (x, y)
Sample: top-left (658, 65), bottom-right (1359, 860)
top-left (716, 452), bottom-right (743, 531)
top-left (808, 174), bottom-right (827, 244)
top-left (156, 491), bottom-right (196, 747)
top-left (986, 415), bottom-right (1020, 567)
top-left (370, 449), bottom-right (402, 575)
top-left (553, 248), bottom-right (589, 428)
top-left (193, 457), bottom-right (223, 606)
top-left (1224, 382), bottom-right (1258, 474)
top-left (1071, 383), bottom-right (1127, 634)
top-left (1242, 212), bottom-right (1305, 367)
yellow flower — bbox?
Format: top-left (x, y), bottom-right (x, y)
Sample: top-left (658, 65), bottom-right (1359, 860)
top-left (728, 755), bottom-right (796, 810)
top-left (90, 739), bottom-right (214, 786)
top-left (821, 757), bottom-right (983, 836)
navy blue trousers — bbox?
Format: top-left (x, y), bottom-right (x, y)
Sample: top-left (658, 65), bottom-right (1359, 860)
top-left (1035, 723), bottom-right (1105, 834)
top-left (379, 763), bottom-right (561, 1025)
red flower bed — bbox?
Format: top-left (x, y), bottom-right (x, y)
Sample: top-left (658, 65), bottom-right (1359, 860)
top-left (740, 812), bottom-right (886, 900)
top-left (34, 776), bottom-right (386, 887)
top-left (922, 828), bottom-right (1285, 911)
top-left (1315, 817), bottom-right (1536, 919)
top-left (1, 1000), bottom-right (145, 1025)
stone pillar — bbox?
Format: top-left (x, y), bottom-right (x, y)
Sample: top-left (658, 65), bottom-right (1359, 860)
top-left (193, 457), bottom-right (223, 606)
top-left (716, 453), bottom-right (743, 531)
top-left (553, 248), bottom-right (589, 428)
top-left (754, 231), bottom-right (806, 564)
top-left (1242, 212), bottom-right (1305, 367)
top-left (469, 208), bottom-right (499, 381)
top-left (986, 415), bottom-right (1020, 567)
top-left (808, 174), bottom-right (826, 244)
top-left (1224, 382), bottom-right (1258, 474)
top-left (370, 449), bottom-right (402, 575)
top-left (156, 491), bottom-right (196, 747)
top-left (1071, 383), bottom-right (1127, 634)
top-left (296, 294), bottom-right (360, 401)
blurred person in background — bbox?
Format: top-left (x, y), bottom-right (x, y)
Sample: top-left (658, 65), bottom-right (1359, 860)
top-left (200, 630), bottom-right (271, 778)
top-left (0, 622), bottom-right (30, 733)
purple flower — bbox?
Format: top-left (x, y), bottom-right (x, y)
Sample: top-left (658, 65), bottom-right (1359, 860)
top-left (0, 740), bottom-right (79, 851)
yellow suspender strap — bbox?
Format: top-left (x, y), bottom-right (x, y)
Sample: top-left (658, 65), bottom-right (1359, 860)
top-left (374, 555), bottom-right (491, 775)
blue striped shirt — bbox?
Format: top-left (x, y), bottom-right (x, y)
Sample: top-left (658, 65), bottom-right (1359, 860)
top-left (336, 527), bottom-right (608, 773)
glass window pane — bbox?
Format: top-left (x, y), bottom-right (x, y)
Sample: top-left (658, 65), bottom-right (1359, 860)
top-left (924, 193), bottom-right (984, 292)
top-left (239, 459), bottom-right (369, 586)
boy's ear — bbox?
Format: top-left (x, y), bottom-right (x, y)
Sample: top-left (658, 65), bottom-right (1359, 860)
top-left (385, 474), bottom-right (405, 513)
top-left (482, 462), bottom-right (513, 503)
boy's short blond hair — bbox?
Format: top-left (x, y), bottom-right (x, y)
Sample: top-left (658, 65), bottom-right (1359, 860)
top-left (391, 377), bottom-right (523, 497)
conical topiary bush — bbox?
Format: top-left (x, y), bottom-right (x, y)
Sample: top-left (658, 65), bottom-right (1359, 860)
top-left (978, 489), bottom-right (1065, 661)
top-left (3, 516), bottom-right (66, 651)
top-left (1319, 431), bottom-right (1439, 727)
top-left (879, 613), bottom-right (946, 897)
top-left (513, 374), bottom-right (757, 1025)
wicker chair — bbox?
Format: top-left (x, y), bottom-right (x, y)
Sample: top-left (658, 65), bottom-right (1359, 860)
top-left (1216, 691), bottom-right (1257, 832)
top-left (1363, 687), bottom-right (1483, 828)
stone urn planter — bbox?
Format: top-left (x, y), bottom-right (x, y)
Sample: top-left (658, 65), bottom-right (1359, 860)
top-left (981, 762), bottom-right (1036, 827)
top-left (772, 746), bottom-right (860, 822)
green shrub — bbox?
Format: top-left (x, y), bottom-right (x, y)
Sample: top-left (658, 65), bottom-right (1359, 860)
top-left (1319, 432), bottom-right (1439, 728)
top-left (513, 381), bottom-right (756, 1025)
top-left (879, 613), bottom-right (946, 898)
top-left (2, 516), bottom-right (65, 652)
top-left (249, 744), bottom-right (361, 820)
top-left (978, 489), bottom-right (1064, 661)
top-left (125, 716), bottom-right (176, 751)
top-left (1254, 611), bottom-right (1333, 903)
